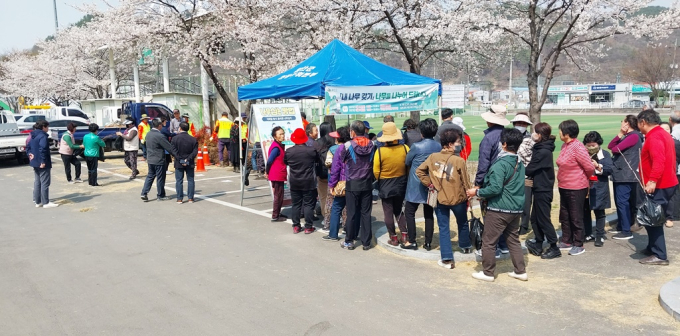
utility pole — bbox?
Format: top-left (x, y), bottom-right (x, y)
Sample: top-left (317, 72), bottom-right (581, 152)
top-left (671, 38), bottom-right (678, 104)
top-left (52, 0), bottom-right (59, 33)
top-left (509, 54), bottom-right (513, 109)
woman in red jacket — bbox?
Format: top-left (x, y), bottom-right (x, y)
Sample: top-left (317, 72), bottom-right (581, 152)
top-left (266, 126), bottom-right (288, 222)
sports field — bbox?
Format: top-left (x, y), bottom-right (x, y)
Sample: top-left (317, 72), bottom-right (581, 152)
top-left (328, 113), bottom-right (626, 161)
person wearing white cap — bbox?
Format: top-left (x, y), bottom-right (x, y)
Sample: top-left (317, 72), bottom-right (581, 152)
top-left (451, 117), bottom-right (472, 160)
top-left (511, 113), bottom-right (535, 235)
top-left (475, 105), bottom-right (511, 257)
top-left (116, 117), bottom-right (140, 180)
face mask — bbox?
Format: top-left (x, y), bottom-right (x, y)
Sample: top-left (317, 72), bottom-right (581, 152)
top-left (587, 145), bottom-right (600, 156)
top-left (454, 144), bottom-right (462, 155)
top-left (515, 126), bottom-right (527, 134)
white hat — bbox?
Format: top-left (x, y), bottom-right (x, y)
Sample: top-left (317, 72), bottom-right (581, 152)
top-left (123, 119), bottom-right (134, 125)
top-left (510, 113), bottom-right (532, 125)
top-left (452, 117), bottom-right (466, 131)
top-left (481, 105), bottom-right (510, 126)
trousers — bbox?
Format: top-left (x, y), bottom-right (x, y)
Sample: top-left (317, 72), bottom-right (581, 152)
top-left (583, 201), bottom-right (606, 238)
top-left (60, 154), bottom-right (81, 181)
top-left (85, 157), bottom-right (99, 186)
top-left (217, 138), bottom-right (230, 162)
top-left (520, 185), bottom-right (533, 230)
top-left (646, 187), bottom-right (676, 260)
top-left (481, 210), bottom-right (525, 277)
top-left (559, 188), bottom-right (588, 247)
top-left (404, 201), bottom-right (434, 244)
top-left (613, 182), bottom-right (638, 234)
top-left (271, 181), bottom-right (285, 219)
top-left (33, 167), bottom-right (51, 205)
top-left (381, 195), bottom-right (407, 236)
top-left (124, 151), bottom-right (138, 176)
top-left (346, 190), bottom-right (373, 247)
top-left (530, 191), bottom-right (558, 245)
top-left (291, 189), bottom-right (315, 228)
top-left (141, 163), bottom-right (166, 198)
top-left (175, 166), bottom-right (195, 200)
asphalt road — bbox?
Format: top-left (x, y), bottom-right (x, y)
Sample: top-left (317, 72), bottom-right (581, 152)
top-left (1, 154), bottom-right (679, 335)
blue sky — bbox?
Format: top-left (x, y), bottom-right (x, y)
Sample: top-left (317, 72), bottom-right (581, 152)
top-left (0, 0), bottom-right (676, 54)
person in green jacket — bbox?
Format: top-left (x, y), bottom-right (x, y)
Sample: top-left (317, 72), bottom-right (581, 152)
top-left (83, 123), bottom-right (106, 186)
top-left (467, 128), bottom-right (527, 283)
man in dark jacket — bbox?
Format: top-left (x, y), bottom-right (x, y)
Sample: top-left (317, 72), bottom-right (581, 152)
top-left (27, 120), bottom-right (58, 208)
top-left (141, 119), bottom-right (177, 201)
top-left (338, 120), bottom-right (376, 250)
top-left (171, 122), bottom-right (198, 204)
top-left (434, 108), bottom-right (464, 143)
top-left (285, 128), bottom-right (323, 234)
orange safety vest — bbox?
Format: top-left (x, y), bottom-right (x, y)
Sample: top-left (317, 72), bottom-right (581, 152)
top-left (138, 121), bottom-right (150, 140)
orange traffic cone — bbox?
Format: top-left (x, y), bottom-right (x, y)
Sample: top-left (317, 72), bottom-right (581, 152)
top-left (196, 150), bottom-right (206, 172)
top-left (203, 145), bottom-right (212, 166)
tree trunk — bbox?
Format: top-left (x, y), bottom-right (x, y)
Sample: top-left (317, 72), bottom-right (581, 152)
top-left (200, 58), bottom-right (239, 119)
top-left (409, 111), bottom-right (420, 123)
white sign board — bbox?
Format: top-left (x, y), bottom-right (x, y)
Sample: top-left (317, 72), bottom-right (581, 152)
top-left (442, 84), bottom-right (466, 109)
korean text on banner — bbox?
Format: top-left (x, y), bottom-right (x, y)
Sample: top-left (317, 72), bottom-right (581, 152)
top-left (324, 84), bottom-right (439, 115)
top-left (252, 104), bottom-right (305, 205)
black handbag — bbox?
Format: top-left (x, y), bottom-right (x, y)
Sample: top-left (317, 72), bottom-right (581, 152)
top-left (98, 147), bottom-right (105, 162)
top-left (468, 201), bottom-right (484, 250)
top-left (636, 194), bottom-right (666, 227)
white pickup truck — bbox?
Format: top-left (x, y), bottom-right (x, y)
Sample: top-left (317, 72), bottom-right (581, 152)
top-left (0, 110), bottom-right (29, 164)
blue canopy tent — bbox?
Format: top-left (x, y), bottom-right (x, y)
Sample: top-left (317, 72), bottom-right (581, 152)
top-left (237, 39), bottom-right (441, 100)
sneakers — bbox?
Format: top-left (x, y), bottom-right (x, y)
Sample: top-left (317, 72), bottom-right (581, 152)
top-left (293, 226), bottom-right (303, 234)
top-left (474, 249), bottom-right (502, 259)
top-left (584, 235), bottom-right (594, 242)
top-left (157, 196), bottom-right (171, 201)
top-left (639, 255), bottom-right (670, 265)
top-left (271, 217), bottom-right (287, 222)
top-left (42, 203), bottom-right (59, 209)
top-left (461, 248), bottom-right (472, 254)
top-left (304, 227), bottom-right (316, 234)
top-left (594, 237), bottom-right (604, 247)
top-left (187, 199), bottom-right (194, 204)
top-left (472, 271), bottom-right (494, 282)
top-left (438, 260), bottom-right (455, 269)
top-left (318, 227), bottom-right (330, 234)
top-left (607, 229), bottom-right (621, 234)
top-left (508, 272), bottom-right (528, 281)
top-left (141, 195), bottom-right (148, 201)
top-left (341, 241), bottom-right (356, 250)
top-left (176, 200), bottom-right (183, 204)
top-left (362, 245), bottom-right (372, 251)
top-left (525, 240), bottom-right (543, 256)
top-left (35, 203), bottom-right (42, 208)
top-left (499, 247), bottom-right (510, 254)
top-left (541, 246), bottom-right (562, 259)
top-left (74, 178), bottom-right (83, 183)
top-left (557, 242), bottom-right (573, 251)
top-left (322, 235), bottom-right (340, 241)
top-left (67, 180), bottom-right (75, 184)
top-left (568, 246), bottom-right (585, 256)
top-left (612, 232), bottom-right (633, 240)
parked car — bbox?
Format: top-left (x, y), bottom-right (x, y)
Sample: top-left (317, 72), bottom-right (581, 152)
top-left (0, 111), bottom-right (29, 164)
top-left (621, 100), bottom-right (646, 108)
top-left (48, 117), bottom-right (90, 150)
top-left (14, 114), bottom-right (47, 131)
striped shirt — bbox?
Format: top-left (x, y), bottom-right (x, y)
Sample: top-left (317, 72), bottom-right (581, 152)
top-left (556, 139), bottom-right (595, 190)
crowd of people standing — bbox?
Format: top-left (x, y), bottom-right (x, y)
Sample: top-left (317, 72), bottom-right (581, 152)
top-left (265, 106), bottom-right (680, 282)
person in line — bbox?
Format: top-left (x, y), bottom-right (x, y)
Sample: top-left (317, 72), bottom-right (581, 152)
top-left (266, 126), bottom-right (288, 222)
top-left (214, 112), bottom-right (232, 167)
top-left (451, 117), bottom-right (471, 160)
top-left (607, 115), bottom-right (643, 239)
top-left (116, 118), bottom-right (140, 180)
top-left (556, 120), bottom-right (595, 256)
top-left (316, 122), bottom-right (334, 231)
top-left (27, 120), bottom-right (59, 208)
top-left (434, 108), bottom-right (464, 143)
top-left (376, 116), bottom-right (405, 148)
top-left (323, 127), bottom-right (350, 241)
top-left (582, 131), bottom-right (613, 247)
top-left (669, 110), bottom-right (680, 140)
top-left (230, 118), bottom-right (243, 173)
top-left (660, 122), bottom-right (680, 228)
top-left (374, 122), bottom-right (410, 246)
top-left (305, 122), bottom-right (318, 146)
top-left (285, 128), bottom-right (323, 234)
top-left (402, 118), bottom-right (441, 250)
top-left (637, 110), bottom-right (678, 265)
top-left (59, 122), bottom-right (84, 184)
top-left (524, 122), bottom-right (560, 259)
top-left (402, 119), bottom-right (422, 147)
top-left (338, 120), bottom-right (375, 250)
top-left (301, 111), bottom-right (310, 130)
top-left (418, 129), bottom-right (472, 269)
top-left (172, 122), bottom-right (198, 204)
top-left (170, 109), bottom-right (181, 134)
top-left (141, 119), bottom-right (177, 201)
top-left (159, 116), bottom-right (174, 176)
top-left (467, 128), bottom-right (527, 282)
top-left (476, 105), bottom-right (510, 257)
top-left (511, 113), bottom-right (534, 235)
top-left (83, 123), bottom-right (106, 187)
top-left (138, 114), bottom-right (150, 160)
top-left (181, 113), bottom-right (196, 137)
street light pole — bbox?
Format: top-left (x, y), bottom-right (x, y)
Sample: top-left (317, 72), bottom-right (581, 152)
top-left (53, 0), bottom-right (59, 33)
top-left (671, 38), bottom-right (678, 104)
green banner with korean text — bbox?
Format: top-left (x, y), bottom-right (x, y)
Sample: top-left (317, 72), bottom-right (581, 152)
top-left (324, 84), bottom-right (439, 115)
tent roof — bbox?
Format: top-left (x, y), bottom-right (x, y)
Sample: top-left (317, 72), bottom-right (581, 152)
top-left (238, 39), bottom-right (441, 101)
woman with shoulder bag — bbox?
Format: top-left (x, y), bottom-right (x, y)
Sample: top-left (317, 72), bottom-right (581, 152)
top-left (322, 127), bottom-right (350, 240)
top-left (373, 122), bottom-right (410, 246)
top-left (417, 129), bottom-right (472, 269)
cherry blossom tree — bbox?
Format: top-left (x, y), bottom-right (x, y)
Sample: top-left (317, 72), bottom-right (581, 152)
top-left (478, 0), bottom-right (680, 123)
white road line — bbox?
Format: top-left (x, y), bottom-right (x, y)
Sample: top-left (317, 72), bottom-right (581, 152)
top-left (97, 168), bottom-right (285, 222)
